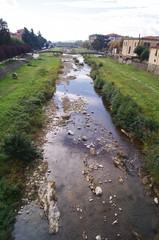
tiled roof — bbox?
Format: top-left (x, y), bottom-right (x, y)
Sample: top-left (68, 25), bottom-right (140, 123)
top-left (106, 33), bottom-right (122, 37)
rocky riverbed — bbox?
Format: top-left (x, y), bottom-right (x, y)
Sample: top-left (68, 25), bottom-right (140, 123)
top-left (12, 54), bottom-right (159, 240)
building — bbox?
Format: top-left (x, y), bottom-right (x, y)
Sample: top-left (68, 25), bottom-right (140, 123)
top-left (10, 29), bottom-right (24, 40)
top-left (122, 37), bottom-right (159, 57)
top-left (147, 47), bottom-right (159, 74)
top-left (106, 33), bottom-right (122, 42)
top-left (89, 34), bottom-right (105, 43)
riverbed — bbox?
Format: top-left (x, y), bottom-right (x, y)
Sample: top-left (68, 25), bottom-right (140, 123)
top-left (12, 54), bottom-right (159, 240)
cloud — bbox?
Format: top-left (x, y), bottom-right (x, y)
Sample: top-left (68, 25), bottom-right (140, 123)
top-left (43, 0), bottom-right (149, 9)
top-left (0, 0), bottom-right (17, 6)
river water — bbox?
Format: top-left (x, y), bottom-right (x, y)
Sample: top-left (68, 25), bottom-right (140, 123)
top-left (12, 54), bottom-right (159, 240)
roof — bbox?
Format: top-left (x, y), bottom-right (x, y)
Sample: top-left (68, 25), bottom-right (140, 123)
top-left (106, 33), bottom-right (122, 37)
top-left (143, 36), bottom-right (159, 39)
top-left (123, 37), bottom-right (159, 41)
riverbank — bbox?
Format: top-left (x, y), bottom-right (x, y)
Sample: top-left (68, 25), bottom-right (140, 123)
top-left (0, 52), bottom-right (62, 240)
top-left (85, 56), bottom-right (159, 185)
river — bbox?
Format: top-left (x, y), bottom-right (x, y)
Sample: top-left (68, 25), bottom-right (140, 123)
top-left (12, 54), bottom-right (159, 240)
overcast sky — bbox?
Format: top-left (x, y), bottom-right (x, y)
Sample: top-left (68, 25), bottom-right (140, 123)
top-left (0, 0), bottom-right (159, 41)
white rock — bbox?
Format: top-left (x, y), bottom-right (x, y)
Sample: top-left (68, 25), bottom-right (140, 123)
top-left (95, 186), bottom-right (103, 196)
top-left (96, 235), bottom-right (102, 240)
top-left (38, 181), bottom-right (60, 234)
top-left (112, 219), bottom-right (118, 225)
top-left (154, 197), bottom-right (158, 204)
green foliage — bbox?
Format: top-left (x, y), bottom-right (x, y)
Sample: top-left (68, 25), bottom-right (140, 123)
top-left (2, 131), bottom-right (39, 162)
top-left (0, 18), bottom-right (11, 45)
top-left (91, 35), bottom-right (110, 51)
top-left (0, 178), bottom-right (22, 240)
top-left (140, 48), bottom-right (149, 61)
top-left (10, 37), bottom-right (24, 45)
top-left (134, 45), bottom-right (149, 62)
top-left (22, 28), bottom-right (47, 50)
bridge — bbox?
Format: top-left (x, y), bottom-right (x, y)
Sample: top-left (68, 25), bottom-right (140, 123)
top-left (40, 50), bottom-right (106, 56)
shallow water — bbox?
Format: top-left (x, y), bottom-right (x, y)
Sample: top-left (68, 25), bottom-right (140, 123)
top-left (12, 54), bottom-right (159, 240)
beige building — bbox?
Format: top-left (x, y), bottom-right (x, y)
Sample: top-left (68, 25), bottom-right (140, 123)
top-left (122, 37), bottom-right (159, 57)
top-left (147, 47), bottom-right (159, 74)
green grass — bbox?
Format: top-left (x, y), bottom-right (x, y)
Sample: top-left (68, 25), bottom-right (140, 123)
top-left (0, 52), bottom-right (61, 240)
top-left (0, 60), bottom-right (16, 69)
top-left (89, 57), bottom-right (159, 122)
top-left (0, 53), bottom-right (61, 141)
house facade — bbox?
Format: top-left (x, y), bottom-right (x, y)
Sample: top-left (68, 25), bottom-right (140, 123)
top-left (147, 47), bottom-right (159, 74)
top-left (122, 37), bottom-right (159, 57)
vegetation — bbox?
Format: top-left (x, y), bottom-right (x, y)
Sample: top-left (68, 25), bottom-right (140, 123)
top-left (0, 18), bottom-right (31, 61)
top-left (22, 28), bottom-right (47, 50)
top-left (0, 52), bottom-right (61, 240)
top-left (134, 45), bottom-right (149, 62)
top-left (91, 35), bottom-right (110, 51)
top-left (85, 56), bottom-right (159, 183)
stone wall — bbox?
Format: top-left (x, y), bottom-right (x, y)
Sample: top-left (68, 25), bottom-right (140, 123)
top-left (0, 55), bottom-right (32, 79)
top-left (147, 63), bottom-right (159, 75)
top-left (106, 54), bottom-right (159, 75)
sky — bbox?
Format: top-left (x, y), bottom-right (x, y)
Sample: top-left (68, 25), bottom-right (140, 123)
top-left (0, 0), bottom-right (159, 42)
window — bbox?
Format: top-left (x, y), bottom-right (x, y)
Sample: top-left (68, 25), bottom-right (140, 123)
top-left (155, 49), bottom-right (158, 56)
top-left (128, 46), bottom-right (131, 54)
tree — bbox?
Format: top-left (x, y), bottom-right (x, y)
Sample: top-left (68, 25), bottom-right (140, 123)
top-left (134, 45), bottom-right (149, 62)
top-left (22, 28), bottom-right (47, 50)
top-left (0, 18), bottom-right (11, 45)
top-left (91, 35), bottom-right (110, 51)
top-left (140, 48), bottom-right (149, 62)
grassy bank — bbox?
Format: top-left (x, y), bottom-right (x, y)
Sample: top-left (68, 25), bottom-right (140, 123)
top-left (0, 52), bottom-right (62, 240)
top-left (85, 56), bottom-right (159, 183)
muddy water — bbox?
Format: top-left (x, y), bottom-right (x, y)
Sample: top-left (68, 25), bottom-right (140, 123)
top-left (12, 55), bottom-right (159, 240)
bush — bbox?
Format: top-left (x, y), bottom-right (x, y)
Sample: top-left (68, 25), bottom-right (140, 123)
top-left (0, 178), bottom-right (22, 240)
top-left (2, 131), bottom-right (39, 162)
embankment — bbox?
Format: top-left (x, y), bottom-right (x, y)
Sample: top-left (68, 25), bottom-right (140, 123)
top-left (85, 56), bottom-right (159, 185)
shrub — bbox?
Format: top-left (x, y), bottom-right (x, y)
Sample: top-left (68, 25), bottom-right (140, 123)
top-left (2, 131), bottom-right (39, 162)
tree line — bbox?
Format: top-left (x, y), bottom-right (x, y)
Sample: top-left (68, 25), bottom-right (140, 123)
top-left (0, 18), bottom-right (47, 62)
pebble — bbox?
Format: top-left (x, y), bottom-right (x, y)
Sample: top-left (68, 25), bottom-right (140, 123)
top-left (112, 219), bottom-right (118, 225)
top-left (68, 130), bottom-right (74, 135)
top-left (82, 136), bottom-right (87, 141)
top-left (96, 235), bottom-right (101, 240)
top-left (89, 197), bottom-right (93, 202)
top-left (154, 197), bottom-right (158, 204)
top-left (95, 186), bottom-right (103, 196)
